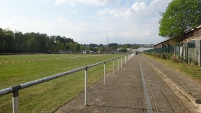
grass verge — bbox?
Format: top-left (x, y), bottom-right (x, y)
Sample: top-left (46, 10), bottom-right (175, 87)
top-left (144, 54), bottom-right (201, 83)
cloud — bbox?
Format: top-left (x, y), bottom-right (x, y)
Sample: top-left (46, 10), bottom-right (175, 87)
top-left (55, 0), bottom-right (76, 5)
top-left (95, 0), bottom-right (172, 44)
top-left (126, 0), bottom-right (171, 17)
top-left (132, 2), bottom-right (146, 12)
top-left (96, 0), bottom-right (171, 18)
top-left (97, 8), bottom-right (124, 17)
top-left (55, 0), bottom-right (121, 6)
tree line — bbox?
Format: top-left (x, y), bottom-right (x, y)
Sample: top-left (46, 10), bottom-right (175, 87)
top-left (0, 28), bottom-right (82, 53)
top-left (0, 28), bottom-right (145, 54)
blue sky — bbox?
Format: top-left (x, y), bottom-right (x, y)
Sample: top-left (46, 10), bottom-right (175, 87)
top-left (0, 0), bottom-right (172, 44)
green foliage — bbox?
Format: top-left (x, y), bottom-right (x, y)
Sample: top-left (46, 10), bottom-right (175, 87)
top-left (145, 51), bottom-right (174, 60)
top-left (119, 48), bottom-right (128, 52)
top-left (0, 28), bottom-right (14, 53)
top-left (159, 0), bottom-right (201, 39)
top-left (0, 29), bottom-right (79, 53)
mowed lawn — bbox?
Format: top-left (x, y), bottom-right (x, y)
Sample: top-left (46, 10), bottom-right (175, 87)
top-left (0, 54), bottom-right (123, 113)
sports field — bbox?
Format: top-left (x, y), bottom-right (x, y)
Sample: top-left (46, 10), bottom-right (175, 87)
top-left (0, 54), bottom-right (122, 113)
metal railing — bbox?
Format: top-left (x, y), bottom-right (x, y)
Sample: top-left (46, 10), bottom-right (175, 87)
top-left (0, 53), bottom-right (135, 113)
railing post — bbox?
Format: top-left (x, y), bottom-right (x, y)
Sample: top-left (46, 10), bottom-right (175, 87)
top-left (12, 90), bottom-right (19, 113)
top-left (130, 54), bottom-right (132, 60)
top-left (104, 62), bottom-right (106, 85)
top-left (126, 55), bottom-right (128, 63)
top-left (127, 55), bottom-right (129, 61)
top-left (128, 55), bottom-right (130, 61)
top-left (122, 56), bottom-right (124, 65)
top-left (84, 67), bottom-right (88, 106)
top-left (121, 57), bottom-right (123, 68)
top-left (125, 56), bottom-right (126, 64)
top-left (118, 58), bottom-right (119, 70)
top-left (113, 59), bottom-right (114, 76)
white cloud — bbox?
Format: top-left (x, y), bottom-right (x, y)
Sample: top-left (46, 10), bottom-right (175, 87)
top-left (95, 0), bottom-right (172, 44)
top-left (97, 8), bottom-right (124, 17)
top-left (125, 0), bottom-right (170, 18)
top-left (97, 0), bottom-right (164, 18)
top-left (55, 0), bottom-right (120, 6)
top-left (132, 2), bottom-right (146, 12)
top-left (96, 0), bottom-right (172, 18)
top-left (55, 0), bottom-right (76, 5)
top-left (80, 0), bottom-right (120, 6)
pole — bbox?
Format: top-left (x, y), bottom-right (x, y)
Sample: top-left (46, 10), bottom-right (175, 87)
top-left (104, 62), bottom-right (106, 85)
top-left (118, 58), bottom-right (119, 70)
top-left (12, 91), bottom-right (19, 113)
top-left (125, 56), bottom-right (126, 64)
top-left (84, 67), bottom-right (88, 105)
top-left (121, 57), bottom-right (123, 68)
top-left (113, 59), bottom-right (114, 76)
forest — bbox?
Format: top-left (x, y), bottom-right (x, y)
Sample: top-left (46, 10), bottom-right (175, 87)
top-left (0, 28), bottom-right (142, 54)
top-left (0, 28), bottom-right (82, 53)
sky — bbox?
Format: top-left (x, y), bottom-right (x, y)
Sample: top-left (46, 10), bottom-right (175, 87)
top-left (0, 0), bottom-right (172, 45)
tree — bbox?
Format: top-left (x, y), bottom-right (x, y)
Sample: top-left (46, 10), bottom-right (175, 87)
top-left (46, 37), bottom-right (55, 52)
top-left (68, 42), bottom-right (76, 52)
top-left (14, 32), bottom-right (24, 53)
top-left (0, 29), bottom-right (14, 53)
top-left (75, 43), bottom-right (81, 52)
top-left (109, 43), bottom-right (118, 49)
top-left (119, 48), bottom-right (127, 52)
top-left (159, 0), bottom-right (201, 41)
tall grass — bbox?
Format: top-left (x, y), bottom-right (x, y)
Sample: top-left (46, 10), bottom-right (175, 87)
top-left (0, 54), bottom-right (122, 113)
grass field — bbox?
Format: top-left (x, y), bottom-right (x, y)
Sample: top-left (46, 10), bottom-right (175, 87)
top-left (0, 54), bottom-right (123, 113)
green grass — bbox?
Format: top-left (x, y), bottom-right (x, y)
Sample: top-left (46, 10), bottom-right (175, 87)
top-left (0, 54), bottom-right (123, 113)
top-left (144, 54), bottom-right (201, 82)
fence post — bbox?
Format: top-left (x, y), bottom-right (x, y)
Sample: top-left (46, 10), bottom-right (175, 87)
top-left (104, 62), bottom-right (106, 85)
top-left (12, 91), bottom-right (19, 113)
top-left (128, 55), bottom-right (130, 61)
top-left (124, 56), bottom-right (126, 64)
top-left (84, 67), bottom-right (88, 106)
top-left (113, 59), bottom-right (114, 76)
top-left (121, 57), bottom-right (123, 68)
top-left (118, 58), bottom-right (119, 70)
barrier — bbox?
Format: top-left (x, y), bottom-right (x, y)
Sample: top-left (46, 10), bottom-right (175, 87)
top-left (0, 53), bottom-right (135, 113)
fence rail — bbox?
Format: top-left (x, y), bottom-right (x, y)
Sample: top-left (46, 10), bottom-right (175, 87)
top-left (0, 53), bottom-right (135, 113)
